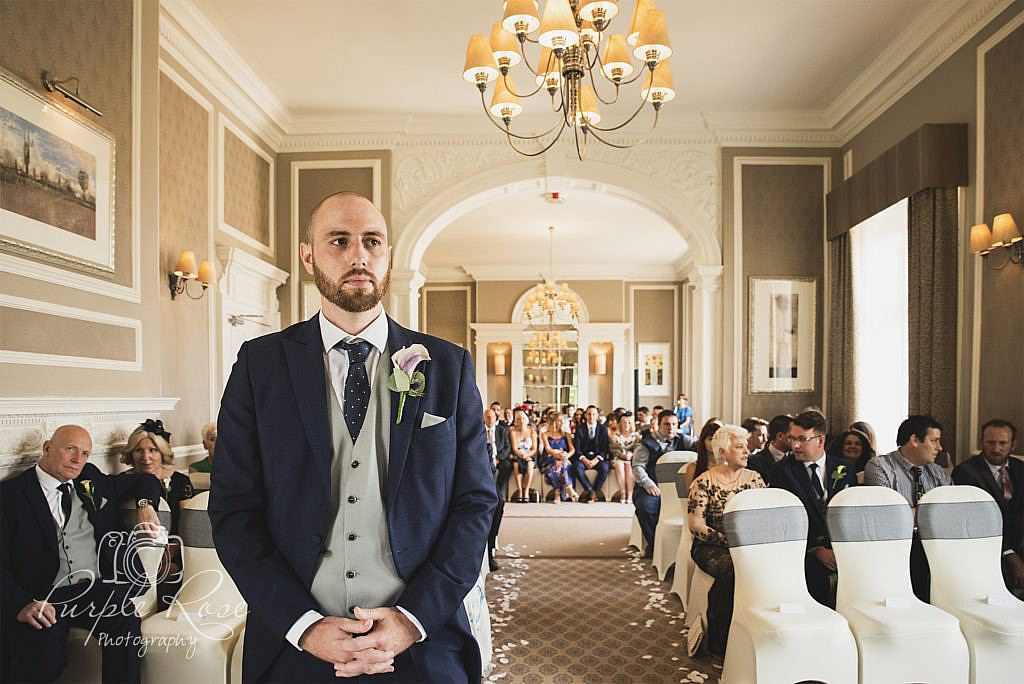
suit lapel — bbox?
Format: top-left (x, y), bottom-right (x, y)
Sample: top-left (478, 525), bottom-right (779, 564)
top-left (385, 318), bottom-right (423, 505)
top-left (23, 469), bottom-right (60, 549)
top-left (284, 317), bottom-right (333, 498)
top-left (788, 458), bottom-right (824, 512)
top-left (970, 457), bottom-right (1004, 503)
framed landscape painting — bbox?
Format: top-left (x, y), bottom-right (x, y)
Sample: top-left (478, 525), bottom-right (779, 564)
top-left (0, 69), bottom-right (115, 273)
top-left (748, 277), bottom-right (816, 393)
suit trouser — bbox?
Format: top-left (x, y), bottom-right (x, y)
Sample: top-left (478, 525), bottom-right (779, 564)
top-left (6, 581), bottom-right (142, 683)
top-left (804, 552), bottom-right (836, 608)
top-left (572, 458), bottom-right (610, 494)
top-left (633, 485), bottom-right (660, 554)
top-left (488, 463), bottom-right (511, 555)
top-left (910, 534), bottom-right (930, 602)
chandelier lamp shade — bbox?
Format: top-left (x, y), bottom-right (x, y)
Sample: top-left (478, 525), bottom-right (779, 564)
top-left (463, 0), bottom-right (675, 160)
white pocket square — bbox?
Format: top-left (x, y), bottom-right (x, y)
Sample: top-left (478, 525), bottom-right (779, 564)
top-left (421, 413), bottom-right (446, 428)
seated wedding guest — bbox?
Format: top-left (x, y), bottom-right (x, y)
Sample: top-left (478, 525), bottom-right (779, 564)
top-left (610, 412), bottom-right (640, 504)
top-left (693, 417), bottom-right (724, 478)
top-left (864, 415), bottom-right (949, 601)
top-left (741, 417), bottom-right (768, 453)
top-left (1, 425), bottom-right (161, 683)
top-left (770, 410), bottom-right (857, 606)
top-left (826, 427), bottom-right (874, 473)
top-left (574, 405), bottom-right (611, 502)
top-left (571, 407), bottom-right (585, 433)
top-left (952, 419), bottom-right (1023, 592)
top-left (120, 419), bottom-right (194, 606)
top-left (509, 408), bottom-right (538, 502)
top-left (849, 420), bottom-right (877, 454)
top-left (636, 407), bottom-right (651, 433)
top-left (746, 414), bottom-right (792, 481)
top-left (189, 421), bottom-right (216, 473)
top-left (542, 411), bottom-right (579, 503)
top-left (485, 407), bottom-right (513, 571)
top-left (503, 407), bottom-right (514, 426)
top-left (688, 424), bottom-right (766, 655)
top-left (605, 412), bottom-right (620, 439)
top-left (633, 410), bottom-right (698, 556)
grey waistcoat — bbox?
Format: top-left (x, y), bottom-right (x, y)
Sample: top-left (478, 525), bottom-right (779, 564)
top-left (310, 348), bottom-right (405, 618)
top-left (54, 491), bottom-right (100, 588)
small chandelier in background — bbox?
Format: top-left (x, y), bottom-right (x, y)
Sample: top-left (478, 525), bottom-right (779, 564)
top-left (522, 225), bottom-right (581, 325)
top-left (463, 0), bottom-right (675, 160)
top-left (526, 330), bottom-right (571, 365)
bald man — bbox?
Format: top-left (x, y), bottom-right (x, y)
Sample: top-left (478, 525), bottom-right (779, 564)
top-left (1, 425), bottom-right (161, 683)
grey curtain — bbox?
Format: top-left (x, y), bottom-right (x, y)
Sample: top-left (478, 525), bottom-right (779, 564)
top-left (907, 187), bottom-right (958, 455)
top-left (826, 232), bottom-right (854, 432)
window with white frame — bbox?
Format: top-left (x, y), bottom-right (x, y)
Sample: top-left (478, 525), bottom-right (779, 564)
top-left (849, 198), bottom-right (909, 454)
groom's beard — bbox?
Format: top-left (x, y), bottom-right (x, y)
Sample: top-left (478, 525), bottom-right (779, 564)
top-left (313, 260), bottom-right (391, 313)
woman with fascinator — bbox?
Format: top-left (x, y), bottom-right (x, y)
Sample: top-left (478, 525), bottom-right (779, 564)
top-left (119, 418), bottom-right (193, 604)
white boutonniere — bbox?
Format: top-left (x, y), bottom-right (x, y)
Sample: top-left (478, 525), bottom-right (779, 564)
top-left (387, 344), bottom-right (430, 424)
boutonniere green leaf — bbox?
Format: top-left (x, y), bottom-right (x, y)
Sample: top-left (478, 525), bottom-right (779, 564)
top-left (387, 344), bottom-right (430, 424)
top-left (80, 479), bottom-right (96, 508)
top-left (832, 465), bottom-right (847, 482)
top-left (161, 477), bottom-right (172, 499)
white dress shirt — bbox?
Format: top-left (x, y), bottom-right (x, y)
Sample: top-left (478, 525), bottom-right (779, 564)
top-left (35, 465), bottom-right (68, 528)
top-left (287, 309), bottom-right (426, 650)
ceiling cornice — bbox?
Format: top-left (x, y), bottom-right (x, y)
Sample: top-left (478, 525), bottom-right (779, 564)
top-left (460, 263), bottom-right (683, 282)
top-left (159, 0), bottom-right (290, 148)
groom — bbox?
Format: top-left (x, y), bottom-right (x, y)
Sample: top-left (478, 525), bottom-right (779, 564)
top-left (210, 192), bottom-right (497, 682)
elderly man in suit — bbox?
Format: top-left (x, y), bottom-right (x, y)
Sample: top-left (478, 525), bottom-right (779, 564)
top-left (485, 407), bottom-right (513, 571)
top-left (770, 410), bottom-right (857, 606)
top-left (573, 405), bottom-right (611, 502)
top-left (210, 191), bottom-right (498, 683)
top-left (953, 418), bottom-right (1023, 591)
top-left (0, 424), bottom-right (161, 683)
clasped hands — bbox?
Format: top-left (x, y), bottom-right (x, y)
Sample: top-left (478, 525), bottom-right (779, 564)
top-left (299, 607), bottom-right (420, 677)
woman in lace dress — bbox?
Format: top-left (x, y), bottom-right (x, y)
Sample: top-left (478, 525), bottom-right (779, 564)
top-left (509, 408), bottom-right (538, 502)
top-left (688, 424), bottom-right (765, 655)
top-left (609, 412), bottom-right (640, 504)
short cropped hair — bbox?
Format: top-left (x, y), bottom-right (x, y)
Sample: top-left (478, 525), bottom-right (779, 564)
top-left (792, 410), bottom-right (827, 435)
top-left (741, 417), bottom-right (768, 433)
top-left (304, 190), bottom-right (373, 243)
top-left (896, 415), bottom-right (943, 447)
top-left (980, 418), bottom-right (1017, 442)
top-left (767, 414), bottom-right (794, 441)
top-left (657, 409), bottom-right (677, 425)
top-left (711, 424), bottom-right (748, 458)
top-left (121, 426), bottom-right (174, 467)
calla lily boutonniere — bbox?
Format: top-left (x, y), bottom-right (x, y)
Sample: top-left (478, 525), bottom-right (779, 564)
top-left (387, 344), bottom-right (430, 424)
top-left (80, 480), bottom-right (97, 509)
top-left (161, 477), bottom-right (172, 499)
top-left (832, 465), bottom-right (848, 486)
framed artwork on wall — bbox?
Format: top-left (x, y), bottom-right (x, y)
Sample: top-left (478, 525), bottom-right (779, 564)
top-left (637, 342), bottom-right (670, 396)
top-left (748, 277), bottom-right (816, 393)
top-left (0, 69), bottom-right (115, 273)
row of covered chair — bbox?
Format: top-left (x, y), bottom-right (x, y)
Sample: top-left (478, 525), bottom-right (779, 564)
top-left (716, 486), bottom-right (1024, 684)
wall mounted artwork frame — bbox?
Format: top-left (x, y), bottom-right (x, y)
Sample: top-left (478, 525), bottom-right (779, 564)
top-left (637, 342), bottom-right (670, 396)
top-left (748, 277), bottom-right (816, 393)
top-left (0, 68), bottom-right (115, 273)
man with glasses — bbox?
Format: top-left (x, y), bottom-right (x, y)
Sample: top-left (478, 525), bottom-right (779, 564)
top-left (770, 410), bottom-right (857, 606)
top-left (865, 415), bottom-right (950, 600)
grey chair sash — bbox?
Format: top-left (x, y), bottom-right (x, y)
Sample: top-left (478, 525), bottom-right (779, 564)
top-left (917, 499), bottom-right (1002, 540)
top-left (724, 505), bottom-right (808, 547)
top-left (178, 507), bottom-right (215, 548)
top-left (827, 504), bottom-right (912, 543)
top-left (656, 460), bottom-right (687, 484)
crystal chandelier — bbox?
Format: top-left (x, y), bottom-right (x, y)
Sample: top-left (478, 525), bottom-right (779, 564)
top-left (526, 331), bottom-right (571, 365)
top-left (521, 226), bottom-right (580, 325)
top-left (462, 0), bottom-right (675, 160)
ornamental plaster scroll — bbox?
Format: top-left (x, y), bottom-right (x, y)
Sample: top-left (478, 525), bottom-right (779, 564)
top-left (392, 139), bottom-right (720, 238)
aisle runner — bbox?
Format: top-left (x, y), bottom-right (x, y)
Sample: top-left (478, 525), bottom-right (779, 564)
top-left (484, 544), bottom-right (721, 683)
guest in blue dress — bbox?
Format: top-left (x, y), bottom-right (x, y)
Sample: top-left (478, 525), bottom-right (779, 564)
top-left (542, 411), bottom-right (579, 503)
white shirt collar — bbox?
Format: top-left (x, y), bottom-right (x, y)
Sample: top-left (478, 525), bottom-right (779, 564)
top-left (805, 453), bottom-right (827, 470)
top-left (769, 444), bottom-right (787, 461)
top-left (318, 309), bottom-right (388, 356)
top-left (35, 464), bottom-right (65, 491)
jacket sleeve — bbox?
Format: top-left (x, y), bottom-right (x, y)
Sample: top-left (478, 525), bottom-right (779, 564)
top-left (208, 342), bottom-right (322, 646)
top-left (0, 493), bottom-right (33, 617)
top-left (396, 349), bottom-right (499, 636)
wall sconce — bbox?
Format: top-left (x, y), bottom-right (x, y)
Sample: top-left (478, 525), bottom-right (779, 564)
top-left (494, 352), bottom-right (507, 376)
top-left (971, 213), bottom-right (1022, 269)
top-left (169, 250), bottom-right (214, 300)
top-left (42, 72), bottom-right (103, 116)
top-left (594, 352), bottom-right (608, 376)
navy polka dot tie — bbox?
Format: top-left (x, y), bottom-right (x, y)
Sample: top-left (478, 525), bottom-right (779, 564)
top-left (339, 339), bottom-right (372, 442)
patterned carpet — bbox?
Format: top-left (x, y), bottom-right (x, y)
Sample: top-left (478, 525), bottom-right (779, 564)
top-left (484, 546), bottom-right (723, 683)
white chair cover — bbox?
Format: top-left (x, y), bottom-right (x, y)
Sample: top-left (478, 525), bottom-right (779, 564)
top-left (720, 488), bottom-right (858, 684)
top-left (670, 463), bottom-right (697, 608)
top-left (827, 486), bottom-right (968, 684)
top-left (651, 451), bottom-right (697, 580)
top-left (918, 485), bottom-right (1024, 684)
top-left (139, 492), bottom-right (247, 684)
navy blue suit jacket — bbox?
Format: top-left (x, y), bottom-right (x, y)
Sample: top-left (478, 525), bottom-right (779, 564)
top-left (952, 455), bottom-right (1023, 556)
top-left (770, 454), bottom-right (857, 549)
top-left (209, 315), bottom-right (498, 681)
top-left (0, 463), bottom-right (161, 620)
top-left (574, 422), bottom-right (609, 460)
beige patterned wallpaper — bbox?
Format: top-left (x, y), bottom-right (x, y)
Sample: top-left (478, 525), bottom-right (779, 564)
top-left (223, 128), bottom-right (270, 246)
top-left (423, 289), bottom-right (469, 349)
top-left (0, 307), bottom-right (135, 360)
top-left (0, 0), bottom-right (134, 286)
